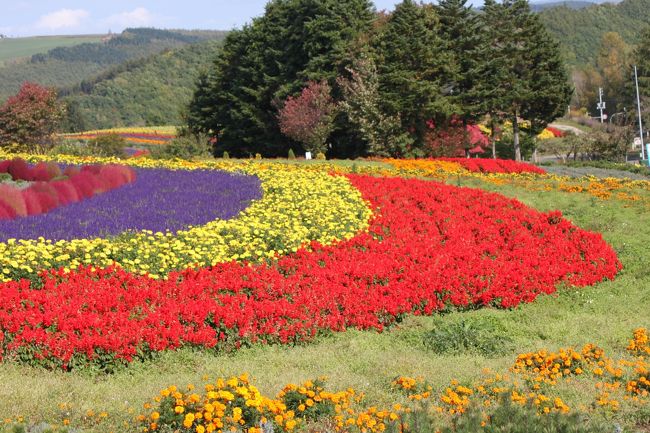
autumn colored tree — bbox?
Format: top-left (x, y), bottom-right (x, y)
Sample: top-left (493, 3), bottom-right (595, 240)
top-left (0, 82), bottom-right (64, 153)
top-left (596, 32), bottom-right (631, 111)
top-left (337, 55), bottom-right (412, 156)
top-left (277, 80), bottom-right (338, 156)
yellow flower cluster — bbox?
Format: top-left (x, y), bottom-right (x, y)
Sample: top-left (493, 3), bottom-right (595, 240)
top-left (536, 129), bottom-right (556, 140)
top-left (381, 159), bottom-right (467, 177)
top-left (142, 376), bottom-right (401, 433)
top-left (0, 153), bottom-right (372, 281)
top-left (142, 374), bottom-right (296, 433)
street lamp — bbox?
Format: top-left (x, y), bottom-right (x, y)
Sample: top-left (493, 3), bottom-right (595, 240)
top-left (634, 65), bottom-right (647, 165)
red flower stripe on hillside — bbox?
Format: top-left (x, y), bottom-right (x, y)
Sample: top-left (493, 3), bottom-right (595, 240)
top-left (439, 158), bottom-right (546, 174)
top-left (547, 127), bottom-right (564, 138)
top-left (0, 158), bottom-right (136, 219)
top-left (0, 175), bottom-right (620, 368)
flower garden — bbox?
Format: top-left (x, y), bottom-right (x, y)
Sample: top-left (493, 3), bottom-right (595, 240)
top-left (0, 151), bottom-right (649, 432)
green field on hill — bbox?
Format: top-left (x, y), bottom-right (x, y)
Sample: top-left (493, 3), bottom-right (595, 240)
top-left (0, 35), bottom-right (104, 65)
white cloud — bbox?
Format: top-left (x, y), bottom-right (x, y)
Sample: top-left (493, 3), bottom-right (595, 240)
top-left (35, 9), bottom-right (89, 30)
top-left (105, 7), bottom-right (153, 28)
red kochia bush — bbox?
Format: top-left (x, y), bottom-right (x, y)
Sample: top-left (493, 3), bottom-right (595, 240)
top-left (0, 158), bottom-right (136, 219)
top-left (6, 158), bottom-right (32, 180)
top-left (0, 175), bottom-right (621, 369)
top-left (0, 184), bottom-right (27, 217)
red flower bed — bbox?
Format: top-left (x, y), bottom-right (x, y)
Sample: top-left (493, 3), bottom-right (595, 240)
top-left (439, 158), bottom-right (546, 174)
top-left (0, 158), bottom-right (136, 219)
top-left (547, 127), bottom-right (565, 138)
top-left (0, 175), bottom-right (620, 369)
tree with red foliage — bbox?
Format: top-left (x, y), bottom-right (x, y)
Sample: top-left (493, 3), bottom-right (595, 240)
top-left (426, 117), bottom-right (488, 157)
top-left (277, 80), bottom-right (337, 156)
top-left (0, 82), bottom-right (65, 153)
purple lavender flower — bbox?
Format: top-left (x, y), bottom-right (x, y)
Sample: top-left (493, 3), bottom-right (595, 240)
top-left (0, 168), bottom-right (262, 242)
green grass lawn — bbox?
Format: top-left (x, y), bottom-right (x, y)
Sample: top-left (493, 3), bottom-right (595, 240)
top-left (0, 35), bottom-right (103, 65)
top-left (0, 167), bottom-right (648, 432)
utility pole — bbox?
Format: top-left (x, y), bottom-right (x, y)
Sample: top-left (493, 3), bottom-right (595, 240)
top-left (634, 65), bottom-right (647, 164)
top-left (597, 87), bottom-right (606, 123)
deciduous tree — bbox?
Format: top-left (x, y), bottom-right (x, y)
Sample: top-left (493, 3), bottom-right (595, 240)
top-left (277, 80), bottom-right (337, 155)
top-left (0, 82), bottom-right (64, 153)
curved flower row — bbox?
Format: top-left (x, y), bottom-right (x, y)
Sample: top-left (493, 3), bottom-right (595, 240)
top-left (0, 174), bottom-right (620, 368)
top-left (0, 158), bottom-right (137, 221)
top-left (0, 159), bottom-right (371, 282)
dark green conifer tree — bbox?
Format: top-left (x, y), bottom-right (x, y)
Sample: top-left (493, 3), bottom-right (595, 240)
top-left (373, 0), bottom-right (455, 155)
top-left (188, 0), bottom-right (375, 157)
top-left (481, 0), bottom-right (572, 161)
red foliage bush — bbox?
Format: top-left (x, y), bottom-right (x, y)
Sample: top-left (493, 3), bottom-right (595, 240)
top-left (0, 200), bottom-right (17, 220)
top-left (51, 180), bottom-right (80, 205)
top-left (28, 182), bottom-right (60, 212)
top-left (0, 158), bottom-right (136, 219)
top-left (22, 189), bottom-right (43, 215)
top-left (6, 158), bottom-right (32, 181)
top-left (0, 184), bottom-right (27, 216)
top-left (0, 175), bottom-right (621, 369)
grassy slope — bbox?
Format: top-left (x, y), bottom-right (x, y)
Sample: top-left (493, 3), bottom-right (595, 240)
top-left (0, 167), bottom-right (648, 431)
top-left (0, 35), bottom-right (103, 65)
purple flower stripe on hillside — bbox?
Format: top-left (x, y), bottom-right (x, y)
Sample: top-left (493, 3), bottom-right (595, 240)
top-left (0, 168), bottom-right (262, 242)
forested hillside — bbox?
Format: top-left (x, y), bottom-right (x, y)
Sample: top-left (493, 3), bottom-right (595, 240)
top-left (0, 28), bottom-right (227, 102)
top-left (539, 0), bottom-right (650, 65)
top-left (60, 40), bottom-right (223, 130)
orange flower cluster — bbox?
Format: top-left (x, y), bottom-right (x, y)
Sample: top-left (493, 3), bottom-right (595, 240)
top-left (628, 328), bottom-right (650, 357)
top-left (391, 376), bottom-right (433, 401)
top-left (512, 344), bottom-right (615, 386)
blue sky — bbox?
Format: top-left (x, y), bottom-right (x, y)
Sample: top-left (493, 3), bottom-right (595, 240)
top-left (0, 0), bottom-right (443, 37)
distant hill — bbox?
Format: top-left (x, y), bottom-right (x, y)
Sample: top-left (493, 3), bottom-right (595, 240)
top-left (0, 34), bottom-right (103, 66)
top-left (60, 40), bottom-right (223, 131)
top-left (531, 1), bottom-right (598, 12)
top-left (539, 0), bottom-right (650, 64)
top-left (0, 28), bottom-right (227, 102)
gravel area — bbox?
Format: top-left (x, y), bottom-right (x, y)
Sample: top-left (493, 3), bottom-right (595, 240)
top-left (542, 165), bottom-right (650, 180)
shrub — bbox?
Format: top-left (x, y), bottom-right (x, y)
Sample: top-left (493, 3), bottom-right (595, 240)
top-left (222, 150), bottom-right (229, 159)
top-left (316, 152), bottom-right (326, 160)
top-left (87, 133), bottom-right (127, 158)
top-left (152, 135), bottom-right (211, 160)
top-left (288, 148), bottom-right (296, 160)
top-left (423, 317), bottom-right (514, 357)
top-left (0, 184), bottom-right (27, 216)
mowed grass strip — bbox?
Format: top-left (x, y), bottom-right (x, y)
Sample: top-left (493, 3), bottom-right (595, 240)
top-left (0, 35), bottom-right (103, 65)
top-left (0, 167), bottom-right (648, 432)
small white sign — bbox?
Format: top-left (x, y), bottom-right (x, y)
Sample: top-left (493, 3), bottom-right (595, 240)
top-left (305, 151), bottom-right (312, 160)
top-left (634, 137), bottom-right (642, 146)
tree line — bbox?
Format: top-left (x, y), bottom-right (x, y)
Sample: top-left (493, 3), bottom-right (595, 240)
top-left (188, 0), bottom-right (572, 160)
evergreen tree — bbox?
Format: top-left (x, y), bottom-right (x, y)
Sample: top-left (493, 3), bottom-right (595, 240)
top-left (435, 0), bottom-right (487, 123)
top-left (373, 0), bottom-right (455, 155)
top-left (188, 0), bottom-right (375, 157)
top-left (481, 0), bottom-right (572, 161)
